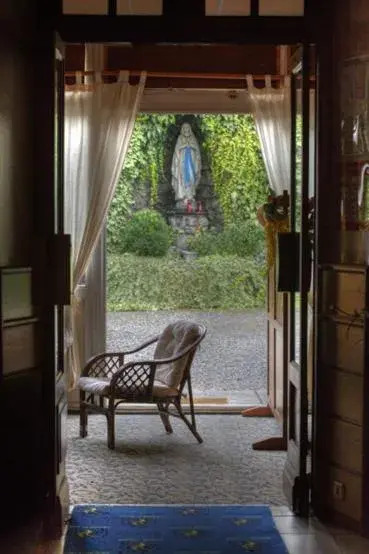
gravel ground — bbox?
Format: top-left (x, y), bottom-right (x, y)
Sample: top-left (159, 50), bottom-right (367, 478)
top-left (106, 310), bottom-right (267, 394)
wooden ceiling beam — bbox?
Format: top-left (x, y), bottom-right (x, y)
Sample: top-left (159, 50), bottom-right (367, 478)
top-left (65, 75), bottom-right (251, 89)
top-left (65, 43), bottom-right (278, 75)
top-left (143, 77), bottom-right (248, 89)
top-left (65, 72), bottom-right (316, 91)
top-left (65, 44), bottom-right (85, 71)
top-left (105, 44), bottom-right (278, 75)
top-left (162, 0), bottom-right (205, 17)
top-left (57, 15), bottom-right (313, 45)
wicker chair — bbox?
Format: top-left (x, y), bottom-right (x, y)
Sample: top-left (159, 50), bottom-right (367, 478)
top-left (78, 320), bottom-right (207, 449)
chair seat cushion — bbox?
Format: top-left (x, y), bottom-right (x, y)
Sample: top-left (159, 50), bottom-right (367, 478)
top-left (154, 321), bottom-right (201, 389)
top-left (79, 376), bottom-right (111, 395)
top-left (152, 381), bottom-right (179, 398)
top-left (79, 376), bottom-right (179, 399)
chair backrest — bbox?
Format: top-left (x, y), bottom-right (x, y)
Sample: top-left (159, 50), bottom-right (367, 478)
top-left (154, 321), bottom-right (206, 390)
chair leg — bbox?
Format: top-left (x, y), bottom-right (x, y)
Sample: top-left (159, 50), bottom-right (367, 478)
top-left (107, 401), bottom-right (116, 450)
top-left (80, 391), bottom-right (88, 438)
top-left (174, 398), bottom-right (203, 444)
top-left (157, 401), bottom-right (173, 434)
top-left (186, 373), bottom-right (197, 430)
top-left (184, 372), bottom-right (202, 442)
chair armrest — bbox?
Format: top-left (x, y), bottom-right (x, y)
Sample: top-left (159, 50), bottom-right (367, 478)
top-left (121, 334), bottom-right (159, 355)
top-left (109, 332), bottom-right (205, 380)
top-left (82, 352), bottom-right (125, 379)
top-left (109, 340), bottom-right (201, 399)
top-left (81, 336), bottom-right (159, 379)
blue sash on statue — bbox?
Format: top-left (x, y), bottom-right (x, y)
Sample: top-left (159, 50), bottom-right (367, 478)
top-left (183, 146), bottom-right (196, 190)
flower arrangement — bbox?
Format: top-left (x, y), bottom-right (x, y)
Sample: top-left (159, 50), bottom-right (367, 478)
top-left (257, 191), bottom-right (290, 268)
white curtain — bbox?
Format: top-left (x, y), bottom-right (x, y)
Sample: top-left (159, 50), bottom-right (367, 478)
top-left (246, 75), bottom-right (291, 195)
top-left (64, 70), bottom-right (146, 389)
top-left (85, 43), bottom-right (104, 77)
top-left (83, 45), bottom-right (108, 373)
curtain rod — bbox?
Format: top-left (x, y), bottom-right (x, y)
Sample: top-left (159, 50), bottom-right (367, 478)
top-left (64, 69), bottom-right (295, 81)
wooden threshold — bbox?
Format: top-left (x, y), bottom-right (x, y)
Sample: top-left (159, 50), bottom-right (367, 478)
top-left (182, 396), bottom-right (228, 405)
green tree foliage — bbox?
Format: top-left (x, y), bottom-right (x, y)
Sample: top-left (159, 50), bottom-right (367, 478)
top-left (105, 114), bottom-right (271, 312)
top-left (201, 114), bottom-right (269, 224)
top-left (107, 114), bottom-right (175, 252)
top-left (120, 209), bottom-right (172, 257)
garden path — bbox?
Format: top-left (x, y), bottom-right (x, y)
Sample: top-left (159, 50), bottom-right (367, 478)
top-left (107, 309), bottom-right (267, 408)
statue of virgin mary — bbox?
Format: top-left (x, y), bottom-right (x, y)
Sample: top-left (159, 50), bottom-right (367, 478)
top-left (171, 122), bottom-right (202, 203)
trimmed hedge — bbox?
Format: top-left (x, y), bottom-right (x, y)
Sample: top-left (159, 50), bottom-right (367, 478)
top-left (118, 209), bottom-right (172, 257)
top-left (188, 221), bottom-right (265, 261)
top-left (107, 253), bottom-right (266, 311)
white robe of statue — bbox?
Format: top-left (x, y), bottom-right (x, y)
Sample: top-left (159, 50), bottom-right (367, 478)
top-left (171, 123), bottom-right (202, 202)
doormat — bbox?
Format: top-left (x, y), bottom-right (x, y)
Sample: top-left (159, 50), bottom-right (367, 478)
top-left (64, 504), bottom-right (288, 553)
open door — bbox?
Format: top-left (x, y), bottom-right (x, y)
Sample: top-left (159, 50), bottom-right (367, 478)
top-left (283, 44), bottom-right (315, 516)
top-left (241, 238), bottom-right (288, 451)
top-left (52, 36), bottom-right (71, 536)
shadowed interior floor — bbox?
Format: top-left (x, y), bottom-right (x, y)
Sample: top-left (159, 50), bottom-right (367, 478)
top-left (67, 413), bottom-right (286, 506)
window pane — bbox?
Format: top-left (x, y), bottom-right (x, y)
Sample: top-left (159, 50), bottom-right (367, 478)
top-left (63, 0), bottom-right (108, 14)
top-left (259, 0), bottom-right (304, 16)
top-left (206, 0), bottom-right (251, 16)
top-left (117, 0), bottom-right (163, 15)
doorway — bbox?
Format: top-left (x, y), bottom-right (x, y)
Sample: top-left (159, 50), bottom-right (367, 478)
top-left (64, 45), bottom-right (316, 513)
top-left (55, 36), bottom-right (318, 533)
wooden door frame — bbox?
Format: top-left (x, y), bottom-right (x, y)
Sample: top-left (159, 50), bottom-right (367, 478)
top-left (282, 46), bottom-right (312, 517)
top-left (33, 27), bottom-right (61, 537)
top-left (32, 29), bottom-right (71, 538)
top-left (311, 5), bottom-right (342, 522)
top-left (312, 0), bottom-right (369, 535)
top-left (51, 2), bottom-right (330, 534)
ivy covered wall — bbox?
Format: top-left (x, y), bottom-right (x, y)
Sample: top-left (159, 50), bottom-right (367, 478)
top-left (107, 113), bottom-right (269, 253)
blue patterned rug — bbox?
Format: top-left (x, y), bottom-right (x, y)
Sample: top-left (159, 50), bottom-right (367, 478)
top-left (64, 504), bottom-right (288, 553)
